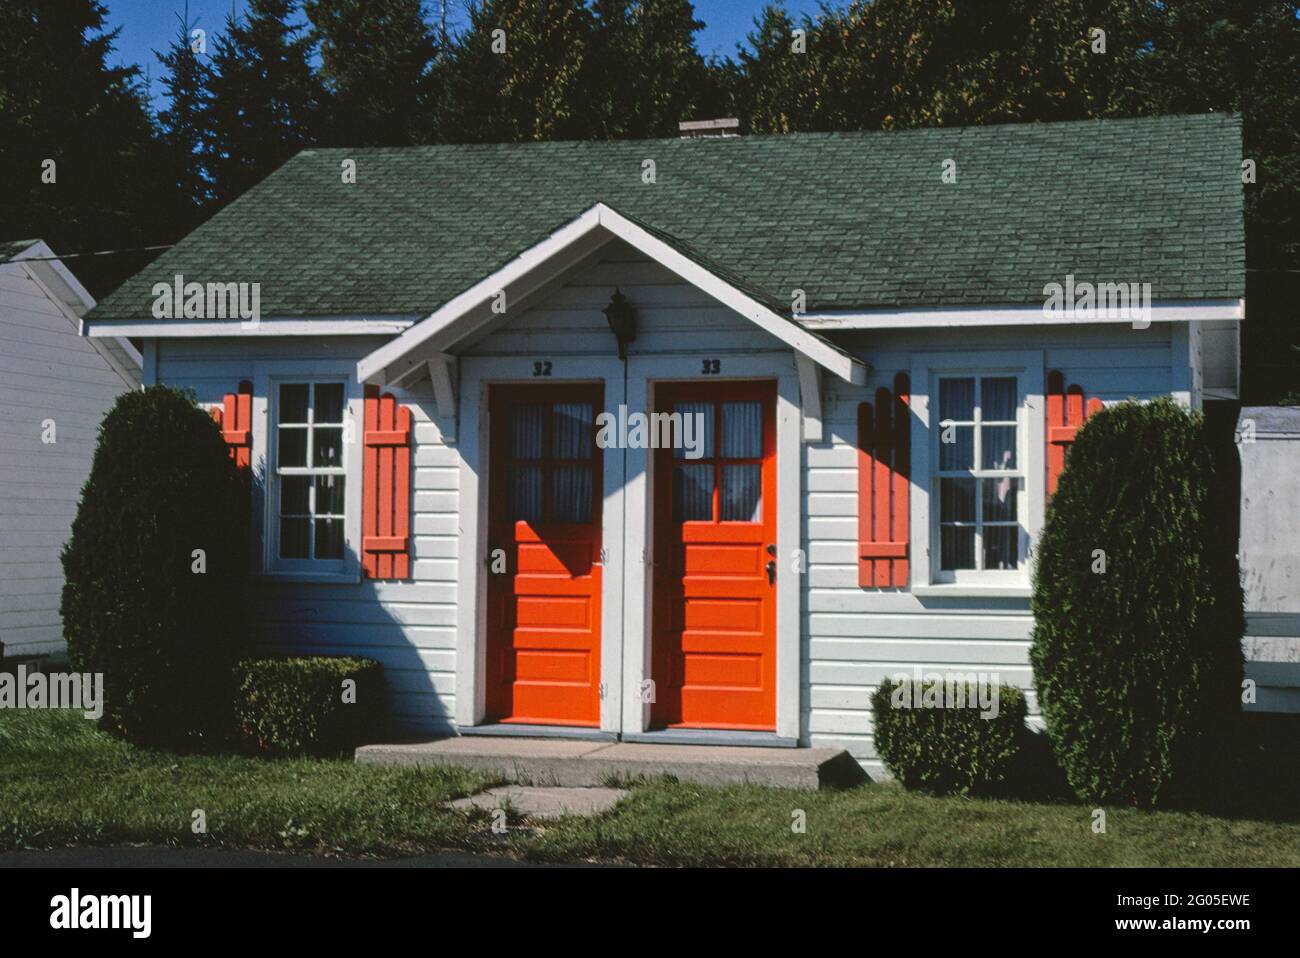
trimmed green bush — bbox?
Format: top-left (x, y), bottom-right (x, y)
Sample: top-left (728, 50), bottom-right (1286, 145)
top-left (61, 385), bottom-right (248, 748)
top-left (233, 656), bottom-right (383, 757)
top-left (1030, 399), bottom-right (1244, 807)
top-left (871, 677), bottom-right (1029, 795)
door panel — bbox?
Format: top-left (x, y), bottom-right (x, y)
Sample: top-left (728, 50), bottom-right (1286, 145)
top-left (652, 381), bottom-right (777, 730)
top-left (486, 384), bottom-right (603, 727)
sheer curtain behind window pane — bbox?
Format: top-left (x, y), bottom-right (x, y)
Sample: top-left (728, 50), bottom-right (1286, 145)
top-left (315, 384), bottom-right (345, 423)
top-left (939, 378), bottom-right (975, 422)
top-left (510, 466), bottom-right (543, 523)
top-left (313, 427), bottom-right (342, 467)
top-left (941, 527), bottom-right (975, 570)
top-left (722, 464), bottom-right (761, 521)
top-left (508, 404), bottom-right (545, 523)
top-left (673, 402), bottom-right (713, 459)
top-left (940, 425), bottom-right (974, 470)
top-left (981, 377), bottom-right (1017, 421)
top-left (551, 466), bottom-right (591, 522)
top-left (981, 427), bottom-right (1016, 470)
top-left (552, 403), bottom-right (591, 459)
top-left (511, 405), bottom-right (545, 459)
top-left (314, 519), bottom-right (344, 559)
top-left (674, 464), bottom-right (713, 521)
top-left (721, 401), bottom-right (762, 457)
top-left (550, 403), bottom-right (593, 521)
top-left (983, 527), bottom-right (1018, 570)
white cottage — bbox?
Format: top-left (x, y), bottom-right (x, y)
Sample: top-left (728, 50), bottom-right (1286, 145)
top-left (82, 114), bottom-right (1247, 775)
top-left (1, 240), bottom-right (140, 658)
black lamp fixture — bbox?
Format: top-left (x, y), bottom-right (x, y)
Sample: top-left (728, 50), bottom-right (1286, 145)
top-left (603, 288), bottom-right (637, 360)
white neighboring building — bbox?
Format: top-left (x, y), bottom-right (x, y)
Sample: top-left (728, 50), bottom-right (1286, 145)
top-left (0, 240), bottom-right (140, 658)
top-left (1238, 406), bottom-right (1300, 713)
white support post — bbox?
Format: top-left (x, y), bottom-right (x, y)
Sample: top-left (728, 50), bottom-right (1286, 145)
top-left (426, 354), bottom-right (458, 442)
top-left (796, 353), bottom-right (823, 442)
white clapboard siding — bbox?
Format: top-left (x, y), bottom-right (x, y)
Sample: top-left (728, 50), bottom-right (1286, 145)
top-left (154, 335), bottom-right (459, 736)
top-left (152, 246), bottom-right (1198, 764)
top-left (0, 258), bottom-right (137, 657)
top-left (804, 323), bottom-right (1178, 770)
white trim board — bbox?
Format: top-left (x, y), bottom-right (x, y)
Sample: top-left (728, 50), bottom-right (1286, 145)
top-left (12, 249), bottom-right (141, 389)
top-left (908, 350), bottom-right (1046, 597)
top-left (619, 353), bottom-right (803, 742)
top-left (356, 203), bottom-right (868, 388)
top-left (800, 300), bottom-right (1244, 330)
top-left (454, 356), bottom-right (628, 733)
top-left (82, 316), bottom-right (419, 338)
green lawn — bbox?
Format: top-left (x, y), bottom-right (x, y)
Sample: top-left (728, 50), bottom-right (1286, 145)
top-left (3, 710), bottom-right (1297, 867)
top-left (0, 710), bottom-right (496, 856)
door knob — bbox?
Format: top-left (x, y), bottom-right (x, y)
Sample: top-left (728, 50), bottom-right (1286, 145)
top-left (765, 559), bottom-right (776, 585)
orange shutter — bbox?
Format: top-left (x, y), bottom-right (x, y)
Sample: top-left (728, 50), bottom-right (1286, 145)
top-left (1046, 370), bottom-right (1102, 497)
top-left (857, 372), bottom-right (910, 588)
top-left (362, 385), bottom-right (413, 579)
top-left (212, 380), bottom-right (253, 470)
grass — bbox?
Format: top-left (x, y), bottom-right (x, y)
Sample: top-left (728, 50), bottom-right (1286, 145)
top-left (519, 780), bottom-right (1300, 867)
top-left (0, 710), bottom-right (498, 856)
top-left (3, 710), bottom-right (1298, 866)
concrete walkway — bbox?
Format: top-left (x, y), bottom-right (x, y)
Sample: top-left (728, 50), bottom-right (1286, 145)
top-left (356, 737), bottom-right (868, 789)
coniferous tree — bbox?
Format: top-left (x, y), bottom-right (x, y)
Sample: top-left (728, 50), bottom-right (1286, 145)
top-left (731, 5), bottom-right (823, 134)
top-left (587, 0), bottom-right (716, 138)
top-left (445, 0), bottom-right (598, 142)
top-left (728, 0), bottom-right (1298, 401)
top-left (0, 0), bottom-right (167, 295)
top-left (155, 11), bottom-right (213, 230)
top-left (305, 0), bottom-right (442, 146)
top-left (205, 0), bottom-right (319, 204)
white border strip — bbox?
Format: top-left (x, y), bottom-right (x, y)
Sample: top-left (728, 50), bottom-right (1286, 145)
top-left (800, 299), bottom-right (1244, 330)
top-left (83, 316), bottom-right (419, 337)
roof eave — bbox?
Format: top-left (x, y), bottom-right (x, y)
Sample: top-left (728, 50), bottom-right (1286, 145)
top-left (357, 202), bottom-right (868, 387)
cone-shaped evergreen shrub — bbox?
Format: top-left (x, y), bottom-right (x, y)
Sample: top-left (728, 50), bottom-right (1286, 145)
top-left (61, 385), bottom-right (249, 747)
top-left (1030, 398), bottom-right (1244, 807)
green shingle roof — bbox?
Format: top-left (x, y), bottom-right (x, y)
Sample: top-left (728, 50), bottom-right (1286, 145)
top-left (90, 113), bottom-right (1244, 321)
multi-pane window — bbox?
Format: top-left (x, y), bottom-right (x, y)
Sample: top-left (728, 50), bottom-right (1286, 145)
top-left (276, 382), bottom-right (346, 561)
top-left (935, 375), bottom-right (1022, 575)
top-left (507, 401), bottom-right (594, 524)
top-left (672, 399), bottom-right (763, 523)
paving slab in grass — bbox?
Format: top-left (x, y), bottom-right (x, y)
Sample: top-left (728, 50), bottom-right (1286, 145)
top-left (450, 786), bottom-right (629, 819)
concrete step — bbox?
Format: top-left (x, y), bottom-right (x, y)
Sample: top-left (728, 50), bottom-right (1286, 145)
top-left (355, 736), bottom-right (868, 790)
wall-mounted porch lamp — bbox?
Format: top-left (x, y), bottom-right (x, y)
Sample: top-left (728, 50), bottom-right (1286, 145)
top-left (603, 288), bottom-right (637, 360)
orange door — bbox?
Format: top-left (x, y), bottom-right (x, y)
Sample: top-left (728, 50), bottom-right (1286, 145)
top-left (651, 381), bottom-right (777, 730)
top-left (486, 384), bottom-right (603, 726)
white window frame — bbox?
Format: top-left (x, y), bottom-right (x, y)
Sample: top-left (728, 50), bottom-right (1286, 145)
top-left (264, 375), bottom-right (361, 581)
top-left (910, 352), bottom-right (1045, 597)
top-left (931, 373), bottom-right (1027, 583)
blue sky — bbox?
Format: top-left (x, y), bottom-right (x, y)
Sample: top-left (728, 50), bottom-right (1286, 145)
top-left (103, 0), bottom-right (822, 106)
